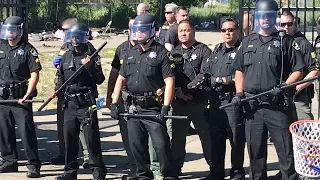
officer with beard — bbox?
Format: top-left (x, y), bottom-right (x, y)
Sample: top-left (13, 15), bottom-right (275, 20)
top-left (231, 0), bottom-right (305, 179)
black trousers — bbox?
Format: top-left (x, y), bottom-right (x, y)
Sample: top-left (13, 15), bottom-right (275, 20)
top-left (244, 102), bottom-right (297, 180)
top-left (63, 100), bottom-right (106, 178)
top-left (0, 103), bottom-right (40, 167)
top-left (57, 93), bottom-right (65, 156)
top-left (207, 98), bottom-right (228, 180)
top-left (222, 99), bottom-right (246, 177)
top-left (127, 108), bottom-right (177, 180)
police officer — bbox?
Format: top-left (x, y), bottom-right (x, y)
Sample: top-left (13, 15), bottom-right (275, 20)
top-left (0, 16), bottom-right (41, 178)
top-left (51, 18), bottom-right (91, 169)
top-left (231, 0), bottom-right (305, 179)
top-left (53, 23), bottom-right (106, 180)
top-left (279, 10), bottom-right (319, 120)
top-left (164, 6), bottom-right (189, 51)
top-left (169, 20), bottom-right (212, 177)
top-left (195, 18), bottom-right (245, 180)
top-left (157, 3), bottom-right (178, 45)
top-left (110, 14), bottom-right (177, 180)
top-left (106, 16), bottom-right (138, 180)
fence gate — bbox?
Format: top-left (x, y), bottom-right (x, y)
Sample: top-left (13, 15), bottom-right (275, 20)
top-left (0, 0), bottom-right (28, 41)
top-left (239, 0), bottom-right (320, 119)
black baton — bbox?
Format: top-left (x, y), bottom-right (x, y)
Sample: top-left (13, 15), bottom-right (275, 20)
top-left (102, 112), bottom-right (189, 120)
top-left (219, 76), bottom-right (319, 109)
top-left (0, 99), bottom-right (44, 103)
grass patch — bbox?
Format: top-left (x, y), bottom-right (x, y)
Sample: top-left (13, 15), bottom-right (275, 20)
top-left (33, 49), bottom-right (114, 111)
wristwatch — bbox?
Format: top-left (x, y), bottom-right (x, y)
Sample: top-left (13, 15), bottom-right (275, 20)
top-left (217, 77), bottom-right (223, 84)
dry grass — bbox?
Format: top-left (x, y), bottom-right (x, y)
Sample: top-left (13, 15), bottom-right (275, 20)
top-left (33, 48), bottom-right (115, 111)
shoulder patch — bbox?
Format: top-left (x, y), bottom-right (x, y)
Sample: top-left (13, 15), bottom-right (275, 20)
top-left (120, 59), bottom-right (123, 65)
top-left (315, 58), bottom-right (320, 70)
top-left (58, 50), bottom-right (66, 56)
top-left (95, 58), bottom-right (101, 65)
top-left (292, 41), bottom-right (300, 50)
top-left (170, 63), bottom-right (175, 69)
top-left (311, 51), bottom-right (316, 59)
top-left (30, 48), bottom-right (38, 57)
top-left (35, 57), bottom-right (40, 63)
top-left (0, 50), bottom-right (3, 53)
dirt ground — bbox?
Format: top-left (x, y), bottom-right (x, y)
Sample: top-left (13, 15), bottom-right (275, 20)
top-left (30, 31), bottom-right (223, 52)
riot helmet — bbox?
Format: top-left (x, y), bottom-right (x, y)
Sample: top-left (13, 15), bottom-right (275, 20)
top-left (0, 16), bottom-right (24, 40)
top-left (130, 13), bottom-right (156, 44)
top-left (253, 0), bottom-right (279, 33)
top-left (64, 23), bottom-right (89, 46)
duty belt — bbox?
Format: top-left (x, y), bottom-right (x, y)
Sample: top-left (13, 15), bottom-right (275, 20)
top-left (65, 91), bottom-right (95, 108)
top-left (244, 92), bottom-right (290, 107)
top-left (0, 81), bottom-right (28, 99)
top-left (130, 92), bottom-right (158, 108)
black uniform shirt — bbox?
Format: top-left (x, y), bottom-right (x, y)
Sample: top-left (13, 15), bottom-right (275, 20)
top-left (119, 41), bottom-right (175, 95)
top-left (164, 23), bottom-right (179, 47)
top-left (293, 31), bottom-right (318, 73)
top-left (56, 44), bottom-right (105, 94)
top-left (201, 41), bottom-right (241, 92)
top-left (0, 40), bottom-right (42, 85)
top-left (232, 32), bottom-right (305, 93)
top-left (171, 41), bottom-right (211, 88)
top-left (158, 21), bottom-right (171, 45)
top-left (111, 40), bottom-right (134, 71)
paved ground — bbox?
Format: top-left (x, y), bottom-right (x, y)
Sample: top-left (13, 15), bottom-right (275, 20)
top-left (0, 105), bottom-right (288, 180)
top-left (0, 32), bottom-right (319, 179)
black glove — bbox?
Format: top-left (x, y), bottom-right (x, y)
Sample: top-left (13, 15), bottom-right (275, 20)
top-left (271, 83), bottom-right (287, 97)
top-left (231, 92), bottom-right (244, 106)
top-left (110, 103), bottom-right (120, 120)
top-left (158, 105), bottom-right (170, 123)
top-left (210, 76), bottom-right (217, 87)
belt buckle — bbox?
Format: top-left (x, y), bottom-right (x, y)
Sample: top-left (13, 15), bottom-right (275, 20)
top-left (225, 93), bottom-right (231, 100)
top-left (260, 95), bottom-right (268, 102)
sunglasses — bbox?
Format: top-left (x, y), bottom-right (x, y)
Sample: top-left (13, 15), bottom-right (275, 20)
top-left (259, 13), bottom-right (275, 19)
top-left (280, 22), bottom-right (294, 27)
top-left (165, 12), bottom-right (173, 14)
top-left (221, 28), bottom-right (236, 33)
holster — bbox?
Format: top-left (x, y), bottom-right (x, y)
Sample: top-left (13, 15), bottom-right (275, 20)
top-left (83, 109), bottom-right (94, 126)
top-left (0, 87), bottom-right (10, 100)
top-left (65, 91), bottom-right (96, 108)
top-left (9, 81), bottom-right (28, 99)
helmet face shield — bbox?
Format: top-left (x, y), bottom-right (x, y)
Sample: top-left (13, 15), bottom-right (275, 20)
top-left (64, 29), bottom-right (87, 46)
top-left (0, 24), bottom-right (22, 40)
top-left (130, 23), bottom-right (155, 43)
top-left (253, 10), bottom-right (278, 32)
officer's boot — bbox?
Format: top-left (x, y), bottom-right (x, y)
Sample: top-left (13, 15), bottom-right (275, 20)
top-left (92, 167), bottom-right (106, 180)
top-left (26, 165), bottom-right (40, 178)
top-left (0, 160), bottom-right (18, 173)
top-left (54, 171), bottom-right (77, 180)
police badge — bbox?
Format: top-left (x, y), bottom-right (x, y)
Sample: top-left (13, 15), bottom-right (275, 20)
top-left (149, 52), bottom-right (157, 58)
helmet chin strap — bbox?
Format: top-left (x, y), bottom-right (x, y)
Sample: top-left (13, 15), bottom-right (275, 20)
top-left (136, 36), bottom-right (154, 45)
